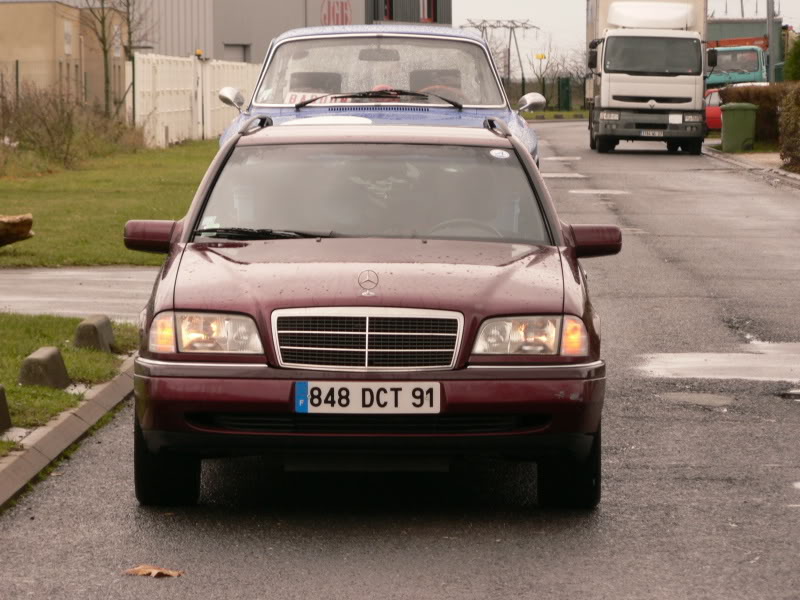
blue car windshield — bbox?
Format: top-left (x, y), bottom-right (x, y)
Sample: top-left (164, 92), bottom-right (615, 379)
top-left (255, 36), bottom-right (505, 107)
top-left (200, 144), bottom-right (548, 244)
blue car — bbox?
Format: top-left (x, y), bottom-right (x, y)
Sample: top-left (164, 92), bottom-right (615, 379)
top-left (218, 24), bottom-right (545, 165)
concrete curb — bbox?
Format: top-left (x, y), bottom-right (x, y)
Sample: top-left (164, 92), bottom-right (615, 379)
top-left (702, 146), bottom-right (800, 190)
top-left (0, 356), bottom-right (135, 508)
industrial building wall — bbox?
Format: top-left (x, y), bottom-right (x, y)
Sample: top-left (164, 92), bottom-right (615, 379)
top-left (367, 0), bottom-right (452, 24)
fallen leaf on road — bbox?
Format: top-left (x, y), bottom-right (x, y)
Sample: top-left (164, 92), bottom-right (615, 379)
top-left (124, 565), bottom-right (184, 578)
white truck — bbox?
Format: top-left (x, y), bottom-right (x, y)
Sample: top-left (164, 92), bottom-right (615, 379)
top-left (586, 0), bottom-right (716, 154)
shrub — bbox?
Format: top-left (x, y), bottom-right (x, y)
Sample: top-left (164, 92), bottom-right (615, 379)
top-left (785, 41), bottom-right (800, 82)
top-left (0, 85), bottom-right (144, 174)
top-left (779, 84), bottom-right (800, 171)
top-left (718, 82), bottom-right (795, 142)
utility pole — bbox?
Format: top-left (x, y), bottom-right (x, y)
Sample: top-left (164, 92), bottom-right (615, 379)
top-left (464, 19), bottom-right (540, 95)
top-left (767, 0), bottom-right (777, 82)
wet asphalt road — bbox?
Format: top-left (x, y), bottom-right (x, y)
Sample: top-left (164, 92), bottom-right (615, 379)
top-left (1, 122), bottom-right (799, 599)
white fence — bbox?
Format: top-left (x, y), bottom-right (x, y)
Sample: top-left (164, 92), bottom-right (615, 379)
top-left (128, 53), bottom-right (261, 147)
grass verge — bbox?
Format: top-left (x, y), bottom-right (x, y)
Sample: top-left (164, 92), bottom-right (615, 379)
top-left (0, 313), bottom-right (138, 444)
top-left (0, 140), bottom-right (218, 267)
top-left (0, 441), bottom-right (19, 457)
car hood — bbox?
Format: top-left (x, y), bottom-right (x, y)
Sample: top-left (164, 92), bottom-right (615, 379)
top-left (173, 238), bottom-right (564, 323)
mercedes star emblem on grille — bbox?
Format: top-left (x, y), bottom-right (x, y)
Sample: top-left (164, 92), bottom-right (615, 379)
top-left (358, 270), bottom-right (379, 292)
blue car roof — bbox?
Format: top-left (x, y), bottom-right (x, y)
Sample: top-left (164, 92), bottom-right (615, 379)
top-left (274, 24), bottom-right (486, 46)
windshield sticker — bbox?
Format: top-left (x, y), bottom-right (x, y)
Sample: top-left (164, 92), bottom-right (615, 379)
top-left (284, 93), bottom-right (352, 105)
top-left (490, 149), bottom-right (510, 159)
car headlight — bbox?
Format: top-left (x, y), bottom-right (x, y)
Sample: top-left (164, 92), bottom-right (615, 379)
top-left (472, 316), bottom-right (588, 357)
top-left (684, 114), bottom-right (703, 122)
top-left (599, 111), bottom-right (620, 121)
top-left (148, 311), bottom-right (264, 354)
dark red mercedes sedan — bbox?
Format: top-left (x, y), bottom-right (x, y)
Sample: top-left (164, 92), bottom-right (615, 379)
top-left (125, 117), bottom-right (621, 509)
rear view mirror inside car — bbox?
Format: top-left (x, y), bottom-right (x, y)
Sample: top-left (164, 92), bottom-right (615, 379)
top-left (358, 48), bottom-right (401, 61)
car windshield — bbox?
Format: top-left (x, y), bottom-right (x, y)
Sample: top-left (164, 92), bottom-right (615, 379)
top-left (255, 36), bottom-right (505, 106)
top-left (715, 49), bottom-right (760, 73)
top-left (604, 36), bottom-right (702, 75)
top-left (199, 143), bottom-right (548, 244)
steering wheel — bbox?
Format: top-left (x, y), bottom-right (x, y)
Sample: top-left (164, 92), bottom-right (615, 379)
top-left (428, 218), bottom-right (503, 238)
top-left (418, 85), bottom-right (468, 103)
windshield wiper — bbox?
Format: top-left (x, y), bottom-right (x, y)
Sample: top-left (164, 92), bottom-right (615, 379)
top-left (193, 227), bottom-right (334, 240)
top-left (295, 88), bottom-right (463, 111)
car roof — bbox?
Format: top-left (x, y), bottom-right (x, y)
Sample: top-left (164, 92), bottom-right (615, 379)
top-left (274, 24), bottom-right (486, 46)
top-left (237, 122), bottom-right (514, 149)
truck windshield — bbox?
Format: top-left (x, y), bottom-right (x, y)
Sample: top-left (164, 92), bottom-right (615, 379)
top-left (200, 144), bottom-right (548, 244)
top-left (715, 49), bottom-right (760, 73)
top-left (604, 37), bottom-right (702, 75)
top-left (254, 36), bottom-right (505, 106)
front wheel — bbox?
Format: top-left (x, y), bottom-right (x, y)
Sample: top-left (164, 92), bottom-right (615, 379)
top-left (666, 141), bottom-right (680, 153)
top-left (684, 140), bottom-right (703, 155)
top-left (596, 136), bottom-right (614, 153)
top-left (135, 416), bottom-right (201, 506)
top-left (537, 427), bottom-right (601, 509)
top-left (589, 129), bottom-right (597, 150)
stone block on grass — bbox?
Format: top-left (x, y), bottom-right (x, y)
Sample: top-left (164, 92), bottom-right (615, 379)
top-left (74, 314), bottom-right (115, 353)
top-left (0, 385), bottom-right (11, 433)
top-left (18, 347), bottom-right (70, 389)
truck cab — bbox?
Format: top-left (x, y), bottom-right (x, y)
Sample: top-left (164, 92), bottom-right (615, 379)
top-left (586, 0), bottom-right (711, 155)
top-left (707, 45), bottom-right (767, 88)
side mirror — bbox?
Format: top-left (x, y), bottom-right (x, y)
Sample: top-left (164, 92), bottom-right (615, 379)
top-left (588, 49), bottom-right (598, 70)
top-left (219, 86), bottom-right (245, 112)
top-left (124, 220), bottom-right (176, 253)
top-left (518, 92), bottom-right (546, 112)
top-left (707, 48), bottom-right (718, 68)
top-left (571, 224), bottom-right (622, 258)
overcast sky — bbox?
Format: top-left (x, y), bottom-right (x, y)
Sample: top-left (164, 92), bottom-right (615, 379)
top-left (453, 0), bottom-right (800, 57)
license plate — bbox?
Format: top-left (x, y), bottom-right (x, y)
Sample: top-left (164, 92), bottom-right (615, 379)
top-left (641, 130), bottom-right (664, 137)
top-left (294, 382), bottom-right (441, 414)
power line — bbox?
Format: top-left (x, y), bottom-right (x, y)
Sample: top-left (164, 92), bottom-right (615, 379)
top-left (464, 19), bottom-right (540, 87)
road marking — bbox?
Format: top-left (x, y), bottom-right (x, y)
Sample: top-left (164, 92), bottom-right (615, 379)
top-left (569, 189), bottom-right (630, 195)
top-left (641, 343), bottom-right (800, 383)
top-left (543, 156), bottom-right (581, 161)
top-left (794, 482), bottom-right (800, 490)
top-left (620, 227), bottom-right (648, 235)
top-left (542, 173), bottom-right (587, 179)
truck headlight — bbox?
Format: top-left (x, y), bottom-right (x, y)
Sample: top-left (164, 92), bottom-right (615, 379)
top-left (684, 114), bottom-right (703, 122)
top-left (148, 311), bottom-right (264, 354)
top-left (599, 111), bottom-right (620, 121)
top-left (472, 316), bottom-right (589, 357)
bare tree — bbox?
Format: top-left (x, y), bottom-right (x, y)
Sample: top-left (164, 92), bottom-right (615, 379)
top-left (527, 38), bottom-right (560, 106)
top-left (114, 0), bottom-right (153, 60)
top-left (81, 0), bottom-right (117, 116)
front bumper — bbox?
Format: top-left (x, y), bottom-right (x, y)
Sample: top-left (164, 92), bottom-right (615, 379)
top-left (134, 358), bottom-right (605, 461)
top-left (596, 110), bottom-right (704, 140)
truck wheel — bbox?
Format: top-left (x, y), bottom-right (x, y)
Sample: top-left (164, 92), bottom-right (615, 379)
top-left (666, 141), bottom-right (680, 153)
top-left (596, 136), bottom-right (614, 153)
top-left (135, 416), bottom-right (201, 506)
top-left (589, 131), bottom-right (597, 150)
top-left (685, 140), bottom-right (702, 155)
top-left (537, 427), bottom-right (601, 510)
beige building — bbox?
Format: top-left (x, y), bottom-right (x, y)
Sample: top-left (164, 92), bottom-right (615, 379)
top-left (0, 1), bottom-right (127, 109)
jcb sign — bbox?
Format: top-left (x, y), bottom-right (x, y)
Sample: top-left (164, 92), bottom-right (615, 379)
top-left (321, 0), bottom-right (353, 25)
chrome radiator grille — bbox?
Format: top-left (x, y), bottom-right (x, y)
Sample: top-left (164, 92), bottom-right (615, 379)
top-left (272, 309), bottom-right (463, 371)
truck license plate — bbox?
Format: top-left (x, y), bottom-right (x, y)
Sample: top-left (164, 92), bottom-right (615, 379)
top-left (294, 382), bottom-right (441, 414)
top-left (641, 130), bottom-right (664, 137)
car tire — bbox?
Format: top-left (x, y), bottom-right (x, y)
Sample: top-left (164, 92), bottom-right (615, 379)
top-left (666, 141), bottom-right (680, 153)
top-left (134, 416), bottom-right (201, 506)
top-left (537, 427), bottom-right (601, 509)
top-left (685, 140), bottom-right (702, 155)
top-left (596, 136), bottom-right (614, 153)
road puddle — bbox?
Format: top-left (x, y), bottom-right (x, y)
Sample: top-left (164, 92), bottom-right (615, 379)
top-left (641, 342), bottom-right (800, 382)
